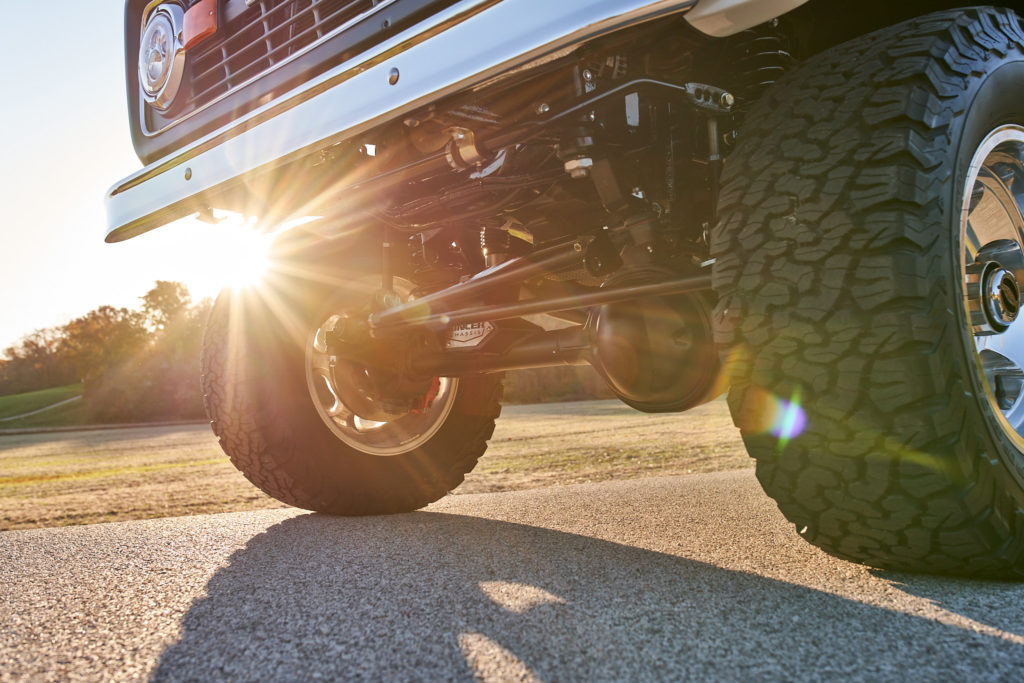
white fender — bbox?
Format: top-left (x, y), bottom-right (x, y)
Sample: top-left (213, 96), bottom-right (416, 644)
top-left (684, 0), bottom-right (810, 37)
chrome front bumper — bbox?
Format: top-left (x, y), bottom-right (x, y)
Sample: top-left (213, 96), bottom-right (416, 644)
top-left (105, 0), bottom-right (698, 242)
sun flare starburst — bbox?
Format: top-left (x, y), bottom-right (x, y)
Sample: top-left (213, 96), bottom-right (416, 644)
top-left (192, 213), bottom-right (321, 292)
top-left (220, 221), bottom-right (272, 288)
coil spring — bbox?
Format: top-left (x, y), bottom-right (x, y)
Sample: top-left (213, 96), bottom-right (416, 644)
top-left (725, 26), bottom-right (795, 116)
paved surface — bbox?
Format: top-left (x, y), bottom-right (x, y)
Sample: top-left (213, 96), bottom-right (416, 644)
top-left (2, 470), bottom-right (1024, 682)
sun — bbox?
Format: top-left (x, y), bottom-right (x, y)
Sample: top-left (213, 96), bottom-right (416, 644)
top-left (189, 213), bottom-right (274, 291)
top-left (219, 220), bottom-right (272, 288)
top-left (150, 212), bottom-right (325, 300)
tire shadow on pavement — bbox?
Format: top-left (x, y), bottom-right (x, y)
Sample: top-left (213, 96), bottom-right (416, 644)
top-left (152, 512), bottom-right (1024, 681)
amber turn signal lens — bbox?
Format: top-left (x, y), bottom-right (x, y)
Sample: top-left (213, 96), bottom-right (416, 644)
top-left (183, 0), bottom-right (218, 50)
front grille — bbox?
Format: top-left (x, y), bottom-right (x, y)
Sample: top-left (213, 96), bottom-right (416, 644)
top-left (134, 0), bottom-right (458, 161)
top-left (187, 0), bottom-right (383, 112)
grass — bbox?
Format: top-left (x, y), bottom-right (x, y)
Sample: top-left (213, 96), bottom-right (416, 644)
top-left (0, 399), bottom-right (750, 531)
top-left (0, 398), bottom-right (90, 430)
top-left (0, 384), bottom-right (82, 420)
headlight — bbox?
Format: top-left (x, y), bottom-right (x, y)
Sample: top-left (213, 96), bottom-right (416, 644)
top-left (138, 4), bottom-right (185, 110)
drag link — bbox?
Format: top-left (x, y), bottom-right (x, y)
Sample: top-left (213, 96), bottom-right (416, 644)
top-left (369, 241), bottom-right (585, 330)
top-left (370, 274), bottom-right (713, 335)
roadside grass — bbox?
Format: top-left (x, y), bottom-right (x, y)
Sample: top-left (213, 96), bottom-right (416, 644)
top-left (0, 398), bottom-right (90, 430)
top-left (0, 399), bottom-right (749, 531)
top-left (0, 384), bottom-right (83, 420)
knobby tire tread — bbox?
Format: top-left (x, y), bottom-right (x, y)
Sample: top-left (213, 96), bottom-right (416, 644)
top-left (712, 7), bottom-right (1024, 577)
top-left (201, 287), bottom-right (503, 515)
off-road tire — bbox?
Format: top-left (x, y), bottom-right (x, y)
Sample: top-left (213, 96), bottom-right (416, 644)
top-left (200, 271), bottom-right (503, 515)
top-left (713, 8), bottom-right (1024, 576)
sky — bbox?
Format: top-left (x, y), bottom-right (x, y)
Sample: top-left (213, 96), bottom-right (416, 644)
top-left (0, 3), bottom-right (259, 350)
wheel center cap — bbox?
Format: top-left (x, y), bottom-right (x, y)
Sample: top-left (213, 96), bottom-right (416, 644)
top-left (967, 261), bottom-right (1022, 334)
top-left (986, 266), bottom-right (1021, 328)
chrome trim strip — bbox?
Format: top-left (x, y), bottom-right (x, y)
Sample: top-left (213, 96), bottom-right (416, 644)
top-left (106, 0), bottom-right (696, 242)
top-left (140, 0), bottom-right (173, 26)
top-left (141, 0), bottom-right (406, 136)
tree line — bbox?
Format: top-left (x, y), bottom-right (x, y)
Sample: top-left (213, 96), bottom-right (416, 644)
top-left (0, 281), bottom-right (610, 423)
top-left (0, 281), bottom-right (209, 422)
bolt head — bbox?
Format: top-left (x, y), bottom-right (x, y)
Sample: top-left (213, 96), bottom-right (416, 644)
top-left (564, 157), bottom-right (594, 179)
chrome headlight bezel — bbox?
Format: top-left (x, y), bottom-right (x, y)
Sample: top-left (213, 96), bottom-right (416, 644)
top-left (138, 3), bottom-right (186, 111)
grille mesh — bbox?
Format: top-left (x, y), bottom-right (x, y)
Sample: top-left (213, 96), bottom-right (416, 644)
top-left (187, 0), bottom-right (378, 110)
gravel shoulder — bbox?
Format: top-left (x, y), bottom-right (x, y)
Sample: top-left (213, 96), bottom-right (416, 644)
top-left (2, 470), bottom-right (1023, 681)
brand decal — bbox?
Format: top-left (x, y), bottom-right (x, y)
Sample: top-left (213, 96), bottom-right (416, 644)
top-left (446, 321), bottom-right (495, 349)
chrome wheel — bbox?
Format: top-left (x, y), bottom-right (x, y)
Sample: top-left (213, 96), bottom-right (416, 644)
top-left (961, 125), bottom-right (1024, 445)
top-left (304, 278), bottom-right (458, 456)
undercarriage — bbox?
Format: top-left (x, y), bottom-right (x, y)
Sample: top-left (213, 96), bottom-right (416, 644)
top-left (251, 21), bottom-right (788, 416)
top-left (116, 0), bottom-right (1024, 577)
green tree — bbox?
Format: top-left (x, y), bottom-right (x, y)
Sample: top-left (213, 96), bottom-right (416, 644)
top-left (0, 281), bottom-right (212, 422)
top-left (140, 281), bottom-right (192, 331)
top-left (81, 285), bottom-right (208, 422)
top-left (60, 306), bottom-right (147, 383)
top-left (0, 327), bottom-right (73, 394)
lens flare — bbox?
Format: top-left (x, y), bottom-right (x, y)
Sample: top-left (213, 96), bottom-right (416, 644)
top-left (736, 385), bottom-right (808, 446)
top-left (770, 395), bottom-right (807, 441)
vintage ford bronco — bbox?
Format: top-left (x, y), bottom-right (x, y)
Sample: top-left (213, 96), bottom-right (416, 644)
top-left (109, 0), bottom-right (1024, 577)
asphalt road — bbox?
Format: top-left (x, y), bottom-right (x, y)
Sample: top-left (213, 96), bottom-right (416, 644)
top-left (3, 470), bottom-right (1024, 682)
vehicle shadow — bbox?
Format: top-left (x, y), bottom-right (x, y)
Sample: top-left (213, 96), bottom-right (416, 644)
top-left (153, 512), bottom-right (1024, 681)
